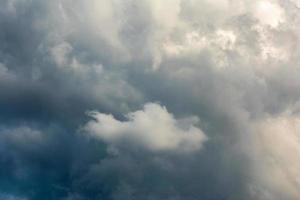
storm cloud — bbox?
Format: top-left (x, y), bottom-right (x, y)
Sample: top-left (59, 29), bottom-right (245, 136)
top-left (0, 0), bottom-right (300, 199)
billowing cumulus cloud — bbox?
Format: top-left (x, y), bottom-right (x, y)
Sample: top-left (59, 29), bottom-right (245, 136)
top-left (0, 0), bottom-right (300, 199)
top-left (85, 103), bottom-right (207, 152)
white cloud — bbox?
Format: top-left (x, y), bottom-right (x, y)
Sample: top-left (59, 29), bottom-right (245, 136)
top-left (163, 31), bottom-right (208, 57)
top-left (253, 1), bottom-right (285, 28)
top-left (85, 103), bottom-right (207, 152)
top-left (149, 0), bottom-right (181, 31)
top-left (215, 30), bottom-right (237, 50)
top-left (290, 0), bottom-right (300, 7)
top-left (251, 114), bottom-right (300, 199)
top-left (87, 0), bottom-right (123, 49)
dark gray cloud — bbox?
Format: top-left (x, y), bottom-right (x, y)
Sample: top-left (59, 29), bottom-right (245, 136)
top-left (0, 0), bottom-right (300, 200)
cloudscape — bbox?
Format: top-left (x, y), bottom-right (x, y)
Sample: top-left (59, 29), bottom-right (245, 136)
top-left (0, 0), bottom-right (300, 199)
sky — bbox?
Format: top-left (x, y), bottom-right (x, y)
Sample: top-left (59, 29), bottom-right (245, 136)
top-left (0, 0), bottom-right (300, 199)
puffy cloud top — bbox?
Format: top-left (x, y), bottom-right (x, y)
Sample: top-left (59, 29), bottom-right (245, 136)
top-left (85, 103), bottom-right (207, 152)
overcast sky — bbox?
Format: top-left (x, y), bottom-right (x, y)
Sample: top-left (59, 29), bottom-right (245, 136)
top-left (0, 0), bottom-right (300, 199)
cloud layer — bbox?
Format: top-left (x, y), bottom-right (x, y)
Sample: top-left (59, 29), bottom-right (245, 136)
top-left (0, 0), bottom-right (300, 199)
